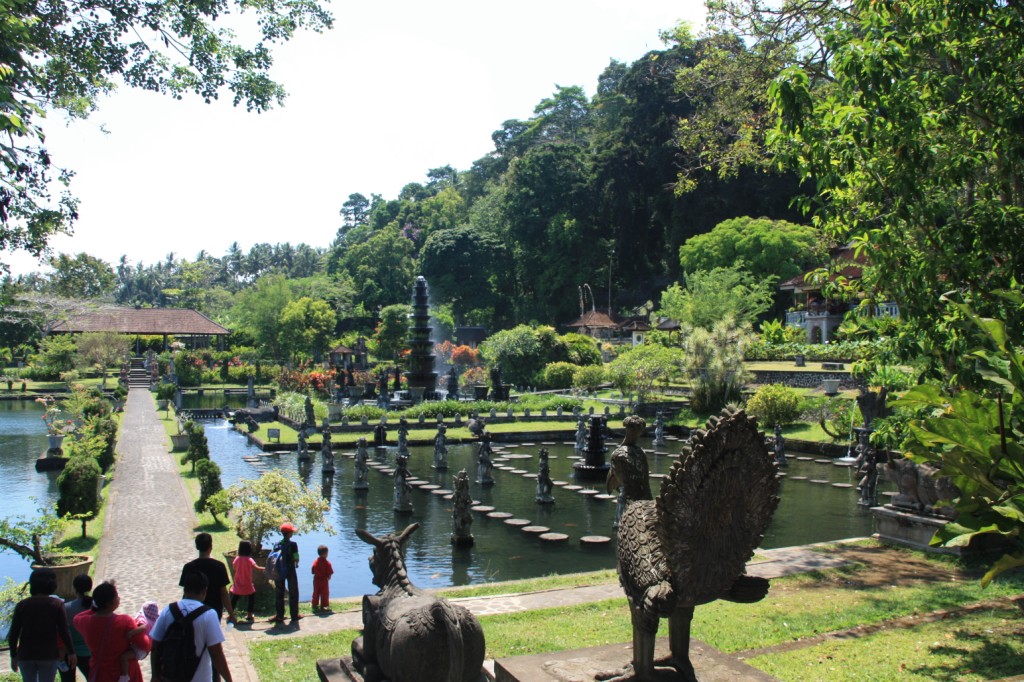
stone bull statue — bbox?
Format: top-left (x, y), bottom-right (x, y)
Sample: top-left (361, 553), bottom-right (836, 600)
top-left (352, 523), bottom-right (485, 682)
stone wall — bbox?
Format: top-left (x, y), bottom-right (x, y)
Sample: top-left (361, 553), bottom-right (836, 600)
top-left (751, 370), bottom-right (859, 390)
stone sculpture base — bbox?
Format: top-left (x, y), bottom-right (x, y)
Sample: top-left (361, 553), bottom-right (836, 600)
top-left (493, 638), bottom-right (776, 681)
top-left (316, 656), bottom-right (489, 682)
top-left (872, 505), bottom-right (961, 555)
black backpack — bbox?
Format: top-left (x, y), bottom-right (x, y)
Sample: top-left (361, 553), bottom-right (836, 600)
top-left (152, 602), bottom-right (211, 682)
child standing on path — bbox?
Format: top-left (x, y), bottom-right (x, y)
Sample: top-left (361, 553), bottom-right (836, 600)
top-left (311, 545), bottom-right (334, 613)
top-left (230, 541), bottom-right (263, 621)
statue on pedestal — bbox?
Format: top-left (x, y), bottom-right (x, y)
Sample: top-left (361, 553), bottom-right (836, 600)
top-left (574, 418), bottom-right (587, 453)
top-left (774, 423), bottom-right (788, 468)
top-left (353, 438), bottom-right (369, 490)
top-left (433, 424), bottom-right (448, 470)
top-left (654, 411), bottom-right (665, 447)
top-left (297, 426), bottom-right (310, 462)
top-left (451, 469), bottom-right (474, 546)
top-left (321, 418), bottom-right (334, 474)
top-left (536, 448), bottom-right (554, 504)
top-left (476, 435), bottom-right (494, 485)
top-left (397, 418), bottom-right (410, 456)
top-left (393, 454), bottom-right (413, 513)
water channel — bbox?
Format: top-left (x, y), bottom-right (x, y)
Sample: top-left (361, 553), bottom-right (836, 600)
top-left (0, 399), bottom-right (887, 601)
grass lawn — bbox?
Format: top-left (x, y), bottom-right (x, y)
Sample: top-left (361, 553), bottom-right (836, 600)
top-left (247, 542), bottom-right (1024, 682)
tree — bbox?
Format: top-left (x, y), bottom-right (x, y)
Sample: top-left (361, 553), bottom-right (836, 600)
top-left (226, 470), bottom-right (333, 552)
top-left (478, 325), bottom-right (573, 387)
top-left (26, 334), bottom-right (77, 380)
top-left (45, 253), bottom-right (116, 299)
top-left (183, 423), bottom-right (210, 474)
top-left (374, 304), bottom-right (411, 361)
top-left (1, 0), bottom-right (333, 269)
top-left (769, 0), bottom-right (1024, 369)
top-left (278, 296), bottom-right (337, 362)
top-left (57, 448), bottom-right (102, 538)
top-left (678, 217), bottom-right (826, 283)
top-left (681, 317), bottom-right (753, 413)
top-left (230, 275), bottom-right (295, 361)
top-left (656, 265), bottom-right (775, 330)
top-left (418, 226), bottom-right (507, 325)
top-left (195, 459), bottom-right (226, 524)
top-left (606, 344), bottom-right (684, 405)
top-left (76, 332), bottom-right (130, 388)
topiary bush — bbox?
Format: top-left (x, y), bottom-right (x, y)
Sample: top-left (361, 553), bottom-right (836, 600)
top-left (572, 365), bottom-right (606, 393)
top-left (57, 454), bottom-right (102, 538)
top-left (541, 362), bottom-right (579, 390)
top-left (195, 459), bottom-right (226, 523)
top-left (745, 384), bottom-right (802, 426)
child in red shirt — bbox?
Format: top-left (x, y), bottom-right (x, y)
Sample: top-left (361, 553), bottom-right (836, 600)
top-left (310, 545), bottom-right (334, 613)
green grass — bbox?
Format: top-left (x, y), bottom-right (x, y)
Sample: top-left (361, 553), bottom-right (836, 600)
top-left (437, 569), bottom-right (617, 599)
top-left (247, 544), bottom-right (1024, 682)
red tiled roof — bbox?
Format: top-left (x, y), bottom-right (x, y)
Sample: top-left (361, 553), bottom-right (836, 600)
top-left (52, 308), bottom-right (229, 335)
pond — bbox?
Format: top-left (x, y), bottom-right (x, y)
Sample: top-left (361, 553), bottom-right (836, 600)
top-left (199, 420), bottom-right (887, 600)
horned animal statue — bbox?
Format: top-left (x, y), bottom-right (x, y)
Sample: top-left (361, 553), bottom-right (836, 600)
top-left (352, 523), bottom-right (485, 682)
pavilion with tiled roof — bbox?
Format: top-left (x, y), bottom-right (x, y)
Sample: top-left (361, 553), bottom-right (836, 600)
top-left (564, 310), bottom-right (621, 340)
top-left (52, 307), bottom-right (229, 349)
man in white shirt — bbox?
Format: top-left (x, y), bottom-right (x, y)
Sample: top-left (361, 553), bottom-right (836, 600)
top-left (150, 571), bottom-right (233, 682)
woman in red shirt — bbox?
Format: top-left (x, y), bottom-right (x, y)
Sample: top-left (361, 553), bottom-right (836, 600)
top-left (72, 581), bottom-right (151, 682)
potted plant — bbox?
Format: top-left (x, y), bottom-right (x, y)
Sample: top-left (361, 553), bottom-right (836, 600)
top-left (170, 415), bottom-right (192, 452)
top-left (36, 395), bottom-right (77, 451)
top-left (155, 382), bottom-right (176, 410)
top-left (223, 470), bottom-right (334, 590)
top-left (0, 505), bottom-right (93, 599)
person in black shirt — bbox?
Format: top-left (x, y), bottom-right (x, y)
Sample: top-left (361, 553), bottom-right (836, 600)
top-left (180, 533), bottom-right (236, 681)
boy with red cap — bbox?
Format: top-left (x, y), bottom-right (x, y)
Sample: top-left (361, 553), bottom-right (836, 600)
top-left (269, 522), bottom-right (301, 624)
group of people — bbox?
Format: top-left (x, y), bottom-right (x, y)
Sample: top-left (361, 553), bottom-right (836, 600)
top-left (8, 523), bottom-right (335, 682)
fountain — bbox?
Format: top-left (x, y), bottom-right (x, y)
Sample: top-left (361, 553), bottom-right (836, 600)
top-left (404, 276), bottom-right (438, 401)
top-left (573, 415), bottom-right (610, 480)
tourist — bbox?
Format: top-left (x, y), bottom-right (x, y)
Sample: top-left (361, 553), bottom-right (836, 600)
top-left (310, 545), bottom-right (334, 613)
top-left (117, 601), bottom-right (158, 679)
top-left (269, 522), bottom-right (301, 624)
top-left (150, 572), bottom-right (233, 682)
top-left (61, 575), bottom-right (93, 682)
top-left (229, 540), bottom-right (263, 622)
top-left (180, 533), bottom-right (236, 626)
top-left (9, 568), bottom-right (75, 682)
top-left (72, 581), bottom-right (149, 682)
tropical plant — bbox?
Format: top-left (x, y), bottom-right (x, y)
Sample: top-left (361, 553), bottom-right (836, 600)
top-left (682, 317), bottom-right (752, 413)
top-left (225, 470), bottom-right (334, 552)
top-left (897, 291), bottom-right (1024, 585)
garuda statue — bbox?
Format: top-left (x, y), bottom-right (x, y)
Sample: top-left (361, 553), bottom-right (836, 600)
top-left (601, 410), bottom-right (780, 681)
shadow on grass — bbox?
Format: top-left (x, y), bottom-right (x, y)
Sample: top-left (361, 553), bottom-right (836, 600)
top-left (910, 627), bottom-right (1024, 680)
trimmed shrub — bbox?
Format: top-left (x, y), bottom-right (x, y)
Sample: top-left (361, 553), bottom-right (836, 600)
top-left (745, 384), bottom-right (802, 426)
top-left (195, 459), bottom-right (226, 523)
top-left (57, 454), bottom-right (102, 538)
top-left (541, 362), bottom-right (579, 390)
top-left (572, 365), bottom-right (606, 392)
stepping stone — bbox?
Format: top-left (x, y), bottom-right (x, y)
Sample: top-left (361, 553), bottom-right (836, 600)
top-left (776, 472), bottom-right (787, 478)
top-left (522, 525), bottom-right (550, 534)
top-left (443, 494), bottom-right (454, 500)
top-left (539, 532), bottom-right (569, 543)
top-left (553, 480), bottom-right (568, 486)
top-left (882, 491), bottom-right (897, 497)
top-left (487, 511), bottom-right (513, 519)
top-left (511, 469), bottom-right (527, 474)
top-left (407, 479), bottom-right (425, 486)
top-left (421, 484), bottom-right (440, 490)
top-left (505, 453), bottom-right (533, 460)
top-left (522, 473), bottom-right (537, 479)
top-left (815, 459), bottom-right (832, 464)
top-left (259, 452), bottom-right (280, 457)
top-left (652, 451), bottom-right (669, 457)
top-left (650, 473), bottom-right (665, 479)
top-left (810, 479), bottom-right (829, 484)
top-left (790, 476), bottom-right (807, 481)
top-left (594, 493), bottom-right (617, 501)
top-left (380, 468), bottom-right (395, 475)
top-left (521, 442), bottom-right (536, 446)
top-left (541, 442), bottom-right (556, 445)
top-left (832, 483), bottom-right (853, 489)
top-left (505, 518), bottom-right (531, 527)
top-left (562, 442), bottom-right (576, 446)
top-left (564, 485), bottom-right (583, 491)
top-left (431, 488), bottom-right (452, 496)
top-left (580, 536), bottom-right (611, 547)
top-left (471, 505), bottom-right (495, 513)
top-left (577, 489), bottom-right (599, 496)
top-left (797, 456), bottom-right (813, 461)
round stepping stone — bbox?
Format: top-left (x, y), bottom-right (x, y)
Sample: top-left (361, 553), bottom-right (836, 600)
top-left (882, 491), bottom-right (897, 497)
top-left (511, 469), bottom-right (527, 474)
top-left (564, 485), bottom-right (582, 491)
top-left (260, 452), bottom-right (281, 457)
top-left (650, 473), bottom-right (666, 479)
top-left (431, 488), bottom-right (451, 496)
top-left (580, 535), bottom-right (612, 547)
top-left (521, 442), bottom-right (536, 446)
top-left (815, 459), bottom-right (832, 464)
top-left (541, 441), bottom-right (556, 445)
top-left (797, 456), bottom-right (813, 461)
top-left (522, 473), bottom-right (537, 479)
top-left (407, 479), bottom-right (426, 486)
top-left (553, 480), bottom-right (568, 486)
top-left (487, 511), bottom-right (513, 519)
top-left (776, 472), bottom-right (787, 478)
top-left (443, 494), bottom-right (453, 500)
top-left (421, 484), bottom-right (440, 490)
top-left (594, 493), bottom-right (617, 501)
top-left (790, 476), bottom-right (807, 481)
top-left (522, 525), bottom-right (550, 534)
top-left (539, 532), bottom-right (569, 543)
top-left (810, 479), bottom-right (829, 484)
top-left (380, 468), bottom-right (395, 475)
top-left (577, 489), bottom-right (599, 496)
top-left (505, 518), bottom-right (531, 527)
top-left (471, 505), bottom-right (495, 513)
top-left (505, 453), bottom-right (532, 460)
top-left (832, 483), bottom-right (853, 489)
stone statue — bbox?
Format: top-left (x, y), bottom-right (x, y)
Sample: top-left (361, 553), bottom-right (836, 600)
top-left (353, 438), bottom-right (369, 490)
top-left (296, 427), bottom-right (310, 462)
top-left (393, 454), bottom-right (413, 513)
top-left (886, 457), bottom-right (959, 518)
top-left (599, 411), bottom-right (779, 682)
top-left (774, 423), bottom-right (788, 468)
top-left (446, 366), bottom-right (459, 399)
top-left (856, 387), bottom-right (891, 429)
top-left (397, 418), bottom-right (410, 456)
top-left (476, 436), bottom-right (494, 485)
top-left (304, 395), bottom-right (315, 428)
top-left (451, 469), bottom-right (474, 547)
top-left (536, 448), bottom-right (554, 504)
top-left (321, 418), bottom-right (334, 474)
top-left (574, 417), bottom-right (587, 453)
top-left (352, 524), bottom-right (485, 682)
top-left (467, 417), bottom-right (486, 438)
top-left (854, 428), bottom-right (879, 507)
top-left (489, 365), bottom-right (503, 401)
top-left (654, 411), bottom-right (665, 446)
top-left (374, 422), bottom-right (388, 448)
top-left (433, 424), bottom-right (448, 470)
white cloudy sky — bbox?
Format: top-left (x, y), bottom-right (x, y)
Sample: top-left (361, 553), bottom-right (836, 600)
top-left (8, 0), bottom-right (707, 276)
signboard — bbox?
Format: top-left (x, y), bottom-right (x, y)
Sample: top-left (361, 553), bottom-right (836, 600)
top-left (266, 428), bottom-right (281, 442)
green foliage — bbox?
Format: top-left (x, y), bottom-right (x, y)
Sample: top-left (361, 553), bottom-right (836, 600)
top-left (0, 504), bottom-right (68, 565)
top-left (606, 344), bottom-right (684, 405)
top-left (812, 398), bottom-right (862, 443)
top-left (745, 384), bottom-right (801, 427)
top-left (195, 459), bottom-right (225, 523)
top-left (540, 362), bottom-right (579, 390)
top-left (560, 334), bottom-right (602, 367)
top-left (278, 296), bottom-right (337, 362)
top-left (679, 217), bottom-right (826, 283)
top-left (898, 291), bottom-right (1024, 585)
top-left (657, 265), bottom-right (776, 331)
top-left (226, 470), bottom-right (334, 552)
top-left (758, 319), bottom-right (805, 345)
top-left (744, 340), bottom-right (878, 363)
top-left (156, 382), bottom-right (177, 401)
top-left (77, 416), bottom-right (117, 471)
top-left (572, 365), bottom-right (606, 393)
top-left (25, 334), bottom-right (77, 380)
top-left (374, 304), bottom-right (411, 361)
top-left (865, 365), bottom-right (916, 392)
top-left (479, 325), bottom-right (581, 387)
top-left (183, 423), bottom-right (210, 473)
top-left (683, 318), bottom-right (752, 413)
top-left (57, 454), bottom-right (101, 538)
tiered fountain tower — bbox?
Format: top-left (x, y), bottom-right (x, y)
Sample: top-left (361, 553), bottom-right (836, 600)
top-left (404, 276), bottom-right (438, 400)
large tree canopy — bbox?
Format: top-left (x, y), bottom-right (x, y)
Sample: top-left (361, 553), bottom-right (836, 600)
top-left (0, 0), bottom-right (333, 270)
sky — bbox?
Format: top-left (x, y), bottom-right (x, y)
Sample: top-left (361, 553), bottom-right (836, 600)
top-left (8, 0), bottom-right (707, 276)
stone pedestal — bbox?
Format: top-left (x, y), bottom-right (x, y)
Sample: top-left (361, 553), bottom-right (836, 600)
top-left (872, 505), bottom-right (960, 554)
